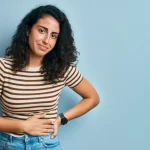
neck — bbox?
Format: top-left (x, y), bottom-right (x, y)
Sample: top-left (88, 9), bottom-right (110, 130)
top-left (28, 54), bottom-right (43, 67)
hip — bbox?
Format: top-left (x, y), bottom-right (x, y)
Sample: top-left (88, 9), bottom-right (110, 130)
top-left (0, 132), bottom-right (62, 150)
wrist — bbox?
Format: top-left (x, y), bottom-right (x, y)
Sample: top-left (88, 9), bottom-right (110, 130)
top-left (18, 120), bottom-right (26, 133)
top-left (58, 113), bottom-right (68, 125)
top-left (56, 116), bottom-right (61, 126)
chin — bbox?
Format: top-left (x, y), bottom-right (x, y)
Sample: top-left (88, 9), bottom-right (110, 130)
top-left (36, 50), bottom-right (48, 57)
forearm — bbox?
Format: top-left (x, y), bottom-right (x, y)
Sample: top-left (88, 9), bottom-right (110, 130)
top-left (0, 117), bottom-right (23, 133)
top-left (63, 97), bottom-right (100, 121)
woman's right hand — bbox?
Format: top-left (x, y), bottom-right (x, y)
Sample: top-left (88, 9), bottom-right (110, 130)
top-left (20, 113), bottom-right (55, 136)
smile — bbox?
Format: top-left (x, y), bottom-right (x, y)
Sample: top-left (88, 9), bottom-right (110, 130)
top-left (38, 44), bottom-right (48, 51)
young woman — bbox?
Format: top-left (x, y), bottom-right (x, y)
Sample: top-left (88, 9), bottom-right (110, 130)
top-left (0, 5), bottom-right (100, 150)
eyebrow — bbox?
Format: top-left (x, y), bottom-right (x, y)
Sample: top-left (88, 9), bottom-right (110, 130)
top-left (37, 25), bottom-right (59, 34)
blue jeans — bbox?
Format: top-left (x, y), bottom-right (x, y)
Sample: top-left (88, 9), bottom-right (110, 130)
top-left (0, 132), bottom-right (62, 150)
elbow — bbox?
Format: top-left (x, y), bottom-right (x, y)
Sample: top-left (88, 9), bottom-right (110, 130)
top-left (95, 94), bottom-right (100, 106)
top-left (93, 88), bottom-right (100, 106)
top-left (92, 93), bottom-right (100, 107)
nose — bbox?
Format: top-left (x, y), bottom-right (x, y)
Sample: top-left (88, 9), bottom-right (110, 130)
top-left (42, 34), bottom-right (50, 45)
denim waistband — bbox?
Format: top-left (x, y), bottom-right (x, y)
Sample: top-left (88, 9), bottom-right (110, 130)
top-left (0, 132), bottom-right (49, 143)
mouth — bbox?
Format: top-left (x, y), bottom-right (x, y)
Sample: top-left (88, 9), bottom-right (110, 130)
top-left (38, 44), bottom-right (49, 51)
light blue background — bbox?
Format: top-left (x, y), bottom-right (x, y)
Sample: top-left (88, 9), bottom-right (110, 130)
top-left (0, 0), bottom-right (149, 150)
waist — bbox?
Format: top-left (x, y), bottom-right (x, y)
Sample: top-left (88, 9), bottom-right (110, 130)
top-left (0, 132), bottom-right (53, 142)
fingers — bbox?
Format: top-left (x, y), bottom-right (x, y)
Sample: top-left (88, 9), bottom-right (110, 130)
top-left (43, 125), bottom-right (54, 129)
top-left (42, 128), bottom-right (54, 133)
top-left (42, 125), bottom-right (54, 133)
top-left (51, 123), bottom-right (58, 139)
top-left (27, 114), bottom-right (57, 136)
top-left (42, 119), bottom-right (55, 125)
top-left (30, 113), bottom-right (55, 125)
top-left (43, 125), bottom-right (54, 132)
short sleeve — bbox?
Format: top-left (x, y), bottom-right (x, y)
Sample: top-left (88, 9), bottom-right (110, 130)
top-left (64, 66), bottom-right (83, 88)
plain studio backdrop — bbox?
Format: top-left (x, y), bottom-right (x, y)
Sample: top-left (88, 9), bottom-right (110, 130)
top-left (0, 0), bottom-right (149, 150)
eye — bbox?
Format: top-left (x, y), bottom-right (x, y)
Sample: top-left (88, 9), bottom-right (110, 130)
top-left (38, 29), bottom-right (45, 34)
top-left (51, 34), bottom-right (58, 39)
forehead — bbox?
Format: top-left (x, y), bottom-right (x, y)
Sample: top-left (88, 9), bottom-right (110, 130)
top-left (35, 16), bottom-right (60, 32)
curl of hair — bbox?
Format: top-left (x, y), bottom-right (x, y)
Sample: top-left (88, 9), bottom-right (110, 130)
top-left (5, 5), bottom-right (79, 83)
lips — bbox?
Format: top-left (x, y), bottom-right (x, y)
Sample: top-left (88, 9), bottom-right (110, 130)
top-left (38, 44), bottom-right (48, 51)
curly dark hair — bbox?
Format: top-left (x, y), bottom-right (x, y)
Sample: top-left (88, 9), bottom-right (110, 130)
top-left (5, 5), bottom-right (79, 83)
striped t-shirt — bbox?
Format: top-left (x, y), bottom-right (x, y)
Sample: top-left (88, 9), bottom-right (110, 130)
top-left (0, 57), bottom-right (83, 137)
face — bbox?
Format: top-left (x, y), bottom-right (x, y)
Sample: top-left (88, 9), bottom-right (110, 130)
top-left (28, 16), bottom-right (60, 59)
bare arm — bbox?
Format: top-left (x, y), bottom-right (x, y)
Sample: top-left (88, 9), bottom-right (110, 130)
top-left (0, 117), bottom-right (23, 133)
top-left (63, 77), bottom-right (100, 120)
top-left (52, 77), bottom-right (100, 138)
top-left (0, 113), bottom-right (54, 136)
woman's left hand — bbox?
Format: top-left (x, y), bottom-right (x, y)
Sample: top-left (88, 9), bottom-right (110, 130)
top-left (51, 116), bottom-right (61, 138)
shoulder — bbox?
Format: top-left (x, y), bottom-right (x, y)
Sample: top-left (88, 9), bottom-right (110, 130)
top-left (0, 57), bottom-right (5, 63)
top-left (0, 57), bottom-right (6, 66)
top-left (0, 56), bottom-right (13, 68)
top-left (64, 65), bottom-right (79, 77)
top-left (64, 65), bottom-right (83, 88)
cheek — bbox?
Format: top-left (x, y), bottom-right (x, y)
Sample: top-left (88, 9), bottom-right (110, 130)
top-left (30, 30), bottom-right (43, 41)
top-left (28, 35), bottom-right (38, 51)
top-left (35, 33), bottom-right (44, 41)
top-left (29, 33), bottom-right (40, 47)
top-left (52, 39), bottom-right (58, 47)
